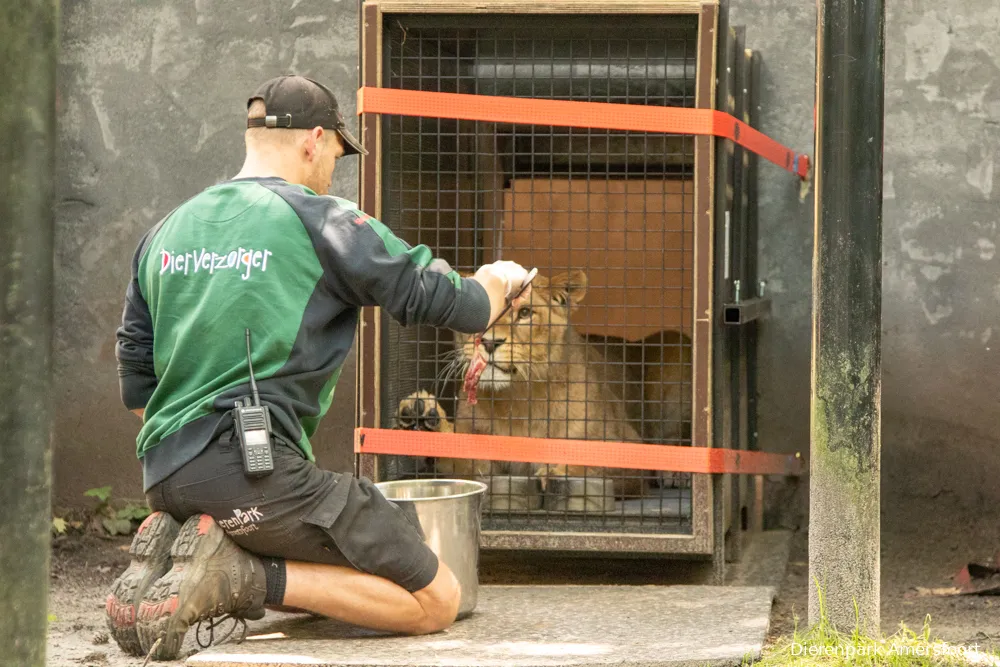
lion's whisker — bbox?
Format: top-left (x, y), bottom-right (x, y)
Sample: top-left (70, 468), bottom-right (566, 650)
top-left (432, 363), bottom-right (460, 390)
top-left (434, 358), bottom-right (459, 381)
top-left (429, 349), bottom-right (464, 361)
top-left (431, 354), bottom-right (471, 395)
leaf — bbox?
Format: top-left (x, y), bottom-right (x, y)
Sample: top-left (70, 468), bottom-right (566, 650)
top-left (47, 614), bottom-right (58, 623)
top-left (102, 517), bottom-right (134, 536)
top-left (84, 486), bottom-right (112, 503)
top-left (910, 586), bottom-right (961, 597)
top-left (51, 518), bottom-right (67, 534)
top-left (117, 505), bottom-right (152, 521)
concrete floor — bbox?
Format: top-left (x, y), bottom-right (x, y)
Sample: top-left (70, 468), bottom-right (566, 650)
top-left (181, 529), bottom-right (795, 667)
top-left (44, 529), bottom-right (793, 667)
top-left (187, 585), bottom-right (777, 667)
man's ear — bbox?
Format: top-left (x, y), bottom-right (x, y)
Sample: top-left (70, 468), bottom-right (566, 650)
top-left (547, 270), bottom-right (588, 309)
top-left (304, 127), bottom-right (325, 160)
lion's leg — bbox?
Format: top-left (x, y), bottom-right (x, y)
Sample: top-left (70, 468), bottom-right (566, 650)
top-left (396, 391), bottom-right (493, 479)
top-left (396, 390), bottom-right (454, 434)
top-left (529, 416), bottom-right (605, 489)
top-left (396, 390), bottom-right (457, 475)
top-left (541, 416), bottom-right (651, 500)
top-left (434, 457), bottom-right (492, 478)
top-left (531, 463), bottom-right (608, 491)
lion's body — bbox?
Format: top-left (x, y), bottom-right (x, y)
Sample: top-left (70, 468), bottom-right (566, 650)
top-left (396, 270), bottom-right (692, 499)
top-left (454, 334), bottom-right (638, 441)
top-left (587, 329), bottom-right (693, 446)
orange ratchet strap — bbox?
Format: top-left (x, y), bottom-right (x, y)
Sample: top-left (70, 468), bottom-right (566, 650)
top-left (355, 428), bottom-right (805, 476)
top-left (357, 87), bottom-right (811, 179)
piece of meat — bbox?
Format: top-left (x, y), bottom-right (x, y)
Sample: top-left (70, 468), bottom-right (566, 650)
top-left (463, 336), bottom-right (488, 405)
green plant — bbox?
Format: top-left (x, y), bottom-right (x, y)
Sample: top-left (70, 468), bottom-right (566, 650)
top-left (745, 580), bottom-right (1000, 667)
top-left (117, 502), bottom-right (152, 523)
top-left (82, 486), bottom-right (151, 536)
top-left (84, 486), bottom-right (113, 504)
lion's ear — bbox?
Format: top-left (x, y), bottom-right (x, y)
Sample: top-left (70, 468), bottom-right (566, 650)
top-left (547, 270), bottom-right (588, 309)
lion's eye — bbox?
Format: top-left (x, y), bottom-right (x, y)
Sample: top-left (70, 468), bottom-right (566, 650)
top-left (517, 306), bottom-right (533, 320)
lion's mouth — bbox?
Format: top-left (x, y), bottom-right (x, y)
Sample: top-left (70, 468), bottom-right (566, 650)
top-left (487, 361), bottom-right (517, 374)
top-left (462, 352), bottom-right (517, 405)
top-left (463, 353), bottom-right (517, 375)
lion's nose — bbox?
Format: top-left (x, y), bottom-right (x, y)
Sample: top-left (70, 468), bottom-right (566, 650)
top-left (481, 338), bottom-right (505, 355)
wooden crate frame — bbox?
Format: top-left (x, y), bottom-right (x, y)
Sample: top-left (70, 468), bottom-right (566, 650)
top-left (354, 0), bottom-right (765, 562)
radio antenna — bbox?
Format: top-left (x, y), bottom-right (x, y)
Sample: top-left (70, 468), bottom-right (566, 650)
top-left (245, 328), bottom-right (261, 407)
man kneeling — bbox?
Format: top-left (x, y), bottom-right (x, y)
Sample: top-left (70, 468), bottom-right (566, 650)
top-left (106, 74), bottom-right (530, 661)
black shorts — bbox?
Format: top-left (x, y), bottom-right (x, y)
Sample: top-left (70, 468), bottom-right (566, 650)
top-left (145, 424), bottom-right (439, 593)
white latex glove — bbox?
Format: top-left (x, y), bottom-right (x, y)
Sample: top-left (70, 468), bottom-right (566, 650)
top-left (476, 260), bottom-right (530, 300)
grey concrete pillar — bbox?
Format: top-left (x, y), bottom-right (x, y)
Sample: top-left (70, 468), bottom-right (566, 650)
top-left (0, 1), bottom-right (59, 664)
top-left (809, 0), bottom-right (885, 636)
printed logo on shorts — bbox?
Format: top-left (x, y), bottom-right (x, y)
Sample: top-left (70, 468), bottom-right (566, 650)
top-left (217, 507), bottom-right (264, 536)
top-left (159, 247), bottom-right (273, 281)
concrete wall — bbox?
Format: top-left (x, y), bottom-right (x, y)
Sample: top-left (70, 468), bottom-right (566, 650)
top-left (730, 0), bottom-right (1000, 521)
top-left (55, 0), bottom-right (1000, 519)
top-left (54, 0), bottom-right (361, 507)
top-left (727, 0), bottom-right (816, 461)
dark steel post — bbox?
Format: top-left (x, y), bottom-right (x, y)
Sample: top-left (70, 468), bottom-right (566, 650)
top-left (0, 1), bottom-right (58, 664)
top-left (809, 0), bottom-right (885, 635)
top-left (712, 473), bottom-right (726, 584)
top-left (711, 0), bottom-right (735, 574)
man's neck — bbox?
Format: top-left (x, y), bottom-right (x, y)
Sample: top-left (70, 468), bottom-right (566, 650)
top-left (234, 154), bottom-right (301, 185)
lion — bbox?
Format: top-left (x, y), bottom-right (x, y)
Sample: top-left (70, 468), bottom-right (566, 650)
top-left (394, 269), bottom-right (692, 499)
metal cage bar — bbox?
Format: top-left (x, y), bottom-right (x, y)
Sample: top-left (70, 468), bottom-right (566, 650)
top-left (357, 1), bottom-right (384, 484)
top-left (354, 0), bottom-right (764, 558)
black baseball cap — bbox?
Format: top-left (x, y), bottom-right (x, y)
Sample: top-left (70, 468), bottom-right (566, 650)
top-left (246, 75), bottom-right (367, 156)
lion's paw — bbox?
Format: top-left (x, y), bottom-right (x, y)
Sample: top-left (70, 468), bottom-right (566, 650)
top-left (396, 390), bottom-right (450, 432)
top-left (531, 463), bottom-right (571, 491)
top-left (655, 471), bottom-right (686, 489)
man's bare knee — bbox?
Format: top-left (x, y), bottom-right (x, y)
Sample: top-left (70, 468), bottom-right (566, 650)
top-left (410, 562), bottom-right (461, 634)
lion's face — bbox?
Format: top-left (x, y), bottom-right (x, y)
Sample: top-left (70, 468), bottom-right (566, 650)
top-left (456, 270), bottom-right (588, 392)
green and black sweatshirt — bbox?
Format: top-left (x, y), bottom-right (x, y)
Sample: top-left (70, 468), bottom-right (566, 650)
top-left (116, 176), bottom-right (490, 491)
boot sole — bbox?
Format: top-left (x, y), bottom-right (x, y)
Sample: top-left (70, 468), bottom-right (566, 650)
top-left (105, 511), bottom-right (181, 656)
top-left (136, 514), bottom-right (226, 661)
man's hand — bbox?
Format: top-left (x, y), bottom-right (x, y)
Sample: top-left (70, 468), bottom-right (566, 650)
top-left (472, 260), bottom-right (532, 325)
top-left (131, 408), bottom-right (145, 421)
top-left (478, 260), bottom-right (530, 300)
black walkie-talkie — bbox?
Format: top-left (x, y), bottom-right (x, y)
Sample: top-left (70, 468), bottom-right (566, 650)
top-left (234, 328), bottom-right (275, 477)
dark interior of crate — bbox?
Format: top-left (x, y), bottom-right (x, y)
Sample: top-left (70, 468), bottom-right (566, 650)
top-left (376, 15), bottom-right (700, 535)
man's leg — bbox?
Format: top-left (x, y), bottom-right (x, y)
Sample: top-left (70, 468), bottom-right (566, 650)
top-left (251, 465), bottom-right (463, 634)
top-left (136, 513), bottom-right (460, 660)
top-left (277, 555), bottom-right (461, 635)
top-left (134, 440), bottom-right (463, 659)
top-left (105, 511), bottom-right (181, 656)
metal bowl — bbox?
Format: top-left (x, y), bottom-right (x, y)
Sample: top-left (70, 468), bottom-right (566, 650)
top-left (485, 475), bottom-right (543, 511)
top-left (543, 476), bottom-right (617, 512)
top-left (376, 479), bottom-right (488, 618)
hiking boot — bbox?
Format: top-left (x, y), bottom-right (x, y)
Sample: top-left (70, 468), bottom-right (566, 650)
top-left (136, 514), bottom-right (267, 661)
top-left (105, 511), bottom-right (181, 656)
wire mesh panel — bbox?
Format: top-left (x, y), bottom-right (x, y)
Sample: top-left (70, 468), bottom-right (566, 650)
top-left (378, 15), bottom-right (699, 536)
